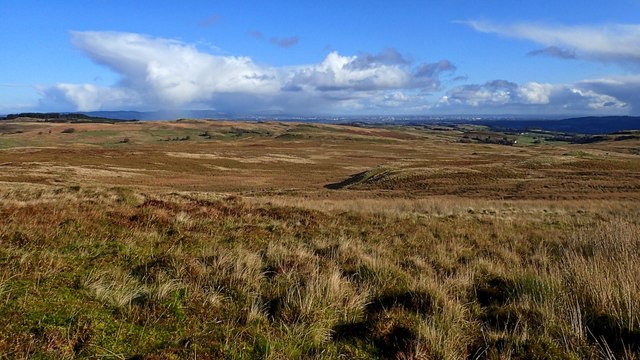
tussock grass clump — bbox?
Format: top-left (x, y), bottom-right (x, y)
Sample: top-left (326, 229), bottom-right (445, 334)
top-left (562, 220), bottom-right (640, 354)
top-left (82, 270), bottom-right (147, 309)
top-left (279, 267), bottom-right (369, 325)
top-left (0, 186), bottom-right (639, 358)
top-left (82, 269), bottom-right (183, 310)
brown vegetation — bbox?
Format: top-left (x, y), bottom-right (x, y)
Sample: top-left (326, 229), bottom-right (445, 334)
top-left (0, 119), bottom-right (638, 358)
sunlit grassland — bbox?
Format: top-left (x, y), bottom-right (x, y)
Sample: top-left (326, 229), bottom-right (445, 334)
top-left (0, 119), bottom-right (639, 358)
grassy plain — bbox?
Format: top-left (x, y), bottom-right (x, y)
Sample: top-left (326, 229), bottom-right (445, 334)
top-left (0, 118), bottom-right (639, 359)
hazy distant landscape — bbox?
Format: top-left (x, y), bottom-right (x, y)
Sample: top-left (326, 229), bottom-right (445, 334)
top-left (4, 111), bottom-right (640, 134)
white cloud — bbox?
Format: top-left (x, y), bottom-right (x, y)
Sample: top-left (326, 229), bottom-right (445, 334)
top-left (463, 21), bottom-right (640, 64)
top-left (39, 31), bottom-right (456, 113)
top-left (439, 80), bottom-right (628, 114)
top-left (285, 51), bottom-right (413, 92)
top-left (36, 31), bottom-right (640, 115)
top-left (69, 31), bottom-right (280, 106)
top-left (517, 82), bottom-right (553, 104)
top-left (441, 80), bottom-right (517, 107)
top-left (38, 84), bottom-right (139, 111)
top-left (578, 76), bottom-right (640, 114)
top-left (453, 21), bottom-right (640, 114)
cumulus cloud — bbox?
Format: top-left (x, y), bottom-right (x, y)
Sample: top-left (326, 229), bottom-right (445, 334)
top-left (60, 31), bottom-right (281, 111)
top-left (439, 79), bottom-right (628, 114)
top-left (463, 21), bottom-right (640, 64)
top-left (413, 60), bottom-right (457, 90)
top-left (347, 48), bottom-right (411, 69)
top-left (285, 50), bottom-right (454, 93)
top-left (37, 84), bottom-right (140, 111)
top-left (579, 76), bottom-right (640, 115)
top-left (453, 20), bottom-right (640, 114)
top-left (38, 30), bottom-right (637, 115)
top-left (286, 52), bottom-right (409, 92)
top-left (39, 31), bottom-right (456, 113)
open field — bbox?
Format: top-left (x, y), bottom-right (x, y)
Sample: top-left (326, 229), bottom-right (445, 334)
top-left (1, 119), bottom-right (639, 359)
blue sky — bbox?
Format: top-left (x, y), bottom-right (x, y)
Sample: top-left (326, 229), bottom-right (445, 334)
top-left (1, 0), bottom-right (639, 116)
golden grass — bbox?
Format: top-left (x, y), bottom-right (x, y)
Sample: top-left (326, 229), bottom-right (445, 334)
top-left (0, 186), bottom-right (638, 358)
top-left (0, 120), bottom-right (639, 358)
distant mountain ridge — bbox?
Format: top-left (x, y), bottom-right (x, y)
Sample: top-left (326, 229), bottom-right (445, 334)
top-left (2, 111), bottom-right (639, 134)
top-left (0, 112), bottom-right (138, 123)
top-left (84, 110), bottom-right (233, 121)
top-left (479, 116), bottom-right (640, 134)
top-left (83, 112), bottom-right (640, 134)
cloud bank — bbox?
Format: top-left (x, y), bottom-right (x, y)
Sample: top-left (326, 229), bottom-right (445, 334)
top-left (450, 20), bottom-right (640, 115)
top-left (578, 76), bottom-right (640, 114)
top-left (438, 79), bottom-right (628, 114)
top-left (39, 31), bottom-right (456, 113)
top-left (37, 30), bottom-right (637, 115)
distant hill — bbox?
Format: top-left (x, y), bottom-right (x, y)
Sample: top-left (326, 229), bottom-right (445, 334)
top-left (1, 112), bottom-right (138, 123)
top-left (1, 111), bottom-right (233, 122)
top-left (4, 111), bottom-right (639, 134)
top-left (480, 116), bottom-right (640, 134)
top-left (83, 110), bottom-right (233, 121)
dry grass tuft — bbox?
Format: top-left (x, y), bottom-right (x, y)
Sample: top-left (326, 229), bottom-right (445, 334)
top-left (82, 270), bottom-right (147, 309)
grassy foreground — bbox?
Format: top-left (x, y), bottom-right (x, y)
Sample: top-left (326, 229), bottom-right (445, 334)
top-left (0, 119), bottom-right (639, 359)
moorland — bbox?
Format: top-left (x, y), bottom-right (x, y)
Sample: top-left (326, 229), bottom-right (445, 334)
top-left (0, 116), bottom-right (639, 359)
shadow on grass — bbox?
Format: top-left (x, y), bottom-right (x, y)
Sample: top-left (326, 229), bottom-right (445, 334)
top-left (325, 171), bottom-right (369, 190)
top-left (331, 290), bottom-right (434, 358)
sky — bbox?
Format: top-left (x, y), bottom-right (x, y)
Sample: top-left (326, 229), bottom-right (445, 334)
top-left (1, 0), bottom-right (640, 116)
